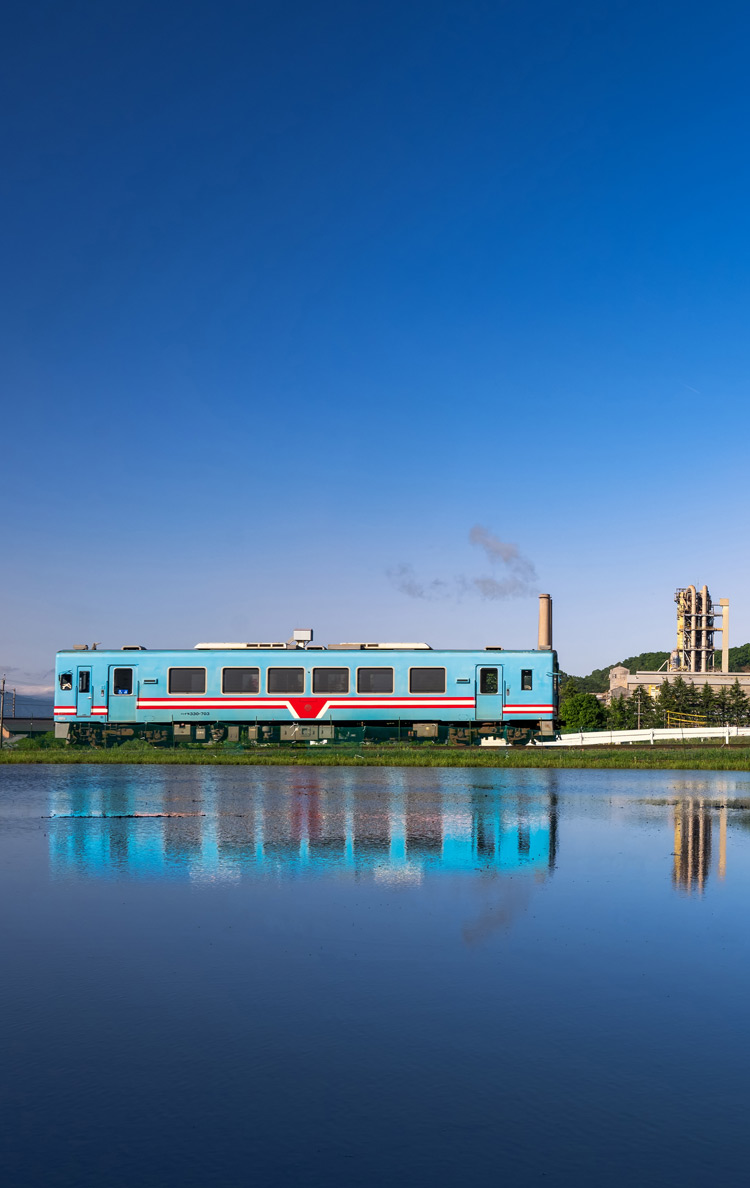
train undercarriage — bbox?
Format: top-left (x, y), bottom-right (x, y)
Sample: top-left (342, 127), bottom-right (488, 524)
top-left (64, 719), bottom-right (552, 748)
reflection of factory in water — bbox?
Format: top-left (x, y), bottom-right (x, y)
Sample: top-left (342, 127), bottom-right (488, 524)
top-left (48, 772), bottom-right (558, 883)
top-left (672, 798), bottom-right (728, 894)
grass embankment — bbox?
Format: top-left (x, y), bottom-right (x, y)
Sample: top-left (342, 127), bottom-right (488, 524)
top-left (2, 743), bottom-right (750, 770)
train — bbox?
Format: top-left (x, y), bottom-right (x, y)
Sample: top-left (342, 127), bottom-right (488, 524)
top-left (53, 595), bottom-right (558, 746)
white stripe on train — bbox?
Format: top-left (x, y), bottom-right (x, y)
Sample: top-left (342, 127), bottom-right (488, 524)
top-left (56, 700), bottom-right (553, 719)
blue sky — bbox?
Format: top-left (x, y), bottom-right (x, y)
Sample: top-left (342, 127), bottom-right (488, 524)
top-left (3, 0), bottom-right (750, 691)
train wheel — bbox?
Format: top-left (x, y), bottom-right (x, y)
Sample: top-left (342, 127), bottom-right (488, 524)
top-left (505, 726), bottom-right (533, 747)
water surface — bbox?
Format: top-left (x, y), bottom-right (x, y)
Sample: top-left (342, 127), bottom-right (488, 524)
top-left (2, 765), bottom-right (750, 1186)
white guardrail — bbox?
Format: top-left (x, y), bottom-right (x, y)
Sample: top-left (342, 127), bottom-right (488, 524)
top-left (481, 725), bottom-right (750, 748)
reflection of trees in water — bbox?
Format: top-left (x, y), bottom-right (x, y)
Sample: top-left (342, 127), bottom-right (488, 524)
top-left (672, 799), bottom-right (728, 893)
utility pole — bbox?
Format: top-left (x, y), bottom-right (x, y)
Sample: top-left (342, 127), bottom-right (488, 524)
top-left (0, 675), bottom-right (5, 750)
top-left (12, 688), bottom-right (16, 716)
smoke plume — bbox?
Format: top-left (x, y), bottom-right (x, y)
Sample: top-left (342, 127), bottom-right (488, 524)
top-left (387, 526), bottom-right (538, 602)
top-left (468, 525), bottom-right (536, 583)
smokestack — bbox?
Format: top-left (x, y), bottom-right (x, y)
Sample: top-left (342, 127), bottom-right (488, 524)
top-left (538, 594), bottom-right (552, 651)
top-left (720, 599), bottom-right (729, 673)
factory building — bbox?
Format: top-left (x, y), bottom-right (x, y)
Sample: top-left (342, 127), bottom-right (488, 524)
top-left (608, 586), bottom-right (749, 702)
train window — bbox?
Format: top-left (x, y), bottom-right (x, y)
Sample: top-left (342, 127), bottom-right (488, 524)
top-left (409, 667), bottom-right (446, 694)
top-left (357, 667), bottom-right (394, 694)
top-left (313, 668), bottom-right (349, 694)
top-left (78, 671), bottom-right (90, 694)
top-left (480, 668), bottom-right (499, 694)
top-left (59, 672), bottom-right (73, 691)
top-left (521, 669), bottom-right (533, 691)
top-left (168, 667), bottom-right (206, 694)
top-left (222, 668), bottom-right (260, 694)
top-left (112, 668), bottom-right (133, 695)
top-left (267, 667), bottom-right (304, 694)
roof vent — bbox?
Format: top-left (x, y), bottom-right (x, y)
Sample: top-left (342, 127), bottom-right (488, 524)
top-left (194, 642), bottom-right (287, 649)
top-left (327, 642), bottom-right (431, 650)
top-left (363, 642), bottom-right (430, 650)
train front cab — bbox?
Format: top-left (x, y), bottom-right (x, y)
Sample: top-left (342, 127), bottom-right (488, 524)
top-left (54, 658), bottom-right (94, 736)
top-left (55, 653), bottom-right (139, 741)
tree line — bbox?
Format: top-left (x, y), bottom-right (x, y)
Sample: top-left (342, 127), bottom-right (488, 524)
top-left (559, 677), bottom-right (750, 733)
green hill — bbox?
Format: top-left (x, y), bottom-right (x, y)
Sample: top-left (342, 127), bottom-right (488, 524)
top-left (725, 643), bottom-right (750, 671)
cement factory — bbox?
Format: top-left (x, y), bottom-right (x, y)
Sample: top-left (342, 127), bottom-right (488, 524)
top-left (608, 585), bottom-right (749, 702)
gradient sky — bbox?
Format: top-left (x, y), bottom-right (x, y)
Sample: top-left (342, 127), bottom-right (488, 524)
top-left (3, 0), bottom-right (750, 692)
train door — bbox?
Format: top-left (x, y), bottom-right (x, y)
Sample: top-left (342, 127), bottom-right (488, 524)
top-left (108, 665), bottom-right (136, 722)
top-left (476, 664), bottom-right (503, 720)
top-left (76, 667), bottom-right (93, 717)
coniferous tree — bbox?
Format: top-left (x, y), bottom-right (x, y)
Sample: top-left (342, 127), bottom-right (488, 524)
top-left (607, 694), bottom-right (629, 730)
top-left (727, 679), bottom-right (749, 727)
top-left (670, 676), bottom-right (690, 716)
top-left (655, 679), bottom-right (676, 726)
top-left (625, 685), bottom-right (648, 728)
top-left (621, 696), bottom-right (636, 730)
top-left (685, 680), bottom-right (700, 716)
top-left (634, 685), bottom-right (656, 729)
top-left (699, 682), bottom-right (716, 725)
top-left (715, 686), bottom-right (730, 726)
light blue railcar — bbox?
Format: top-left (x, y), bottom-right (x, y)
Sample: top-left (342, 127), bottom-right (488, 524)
top-left (54, 609), bottom-right (558, 746)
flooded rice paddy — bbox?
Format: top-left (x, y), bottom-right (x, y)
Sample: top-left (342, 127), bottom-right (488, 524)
top-left (2, 765), bottom-right (750, 1186)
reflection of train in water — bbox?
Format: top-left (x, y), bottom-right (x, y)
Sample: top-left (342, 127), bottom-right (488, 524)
top-left (53, 596), bottom-right (558, 747)
top-left (48, 772), bottom-right (559, 883)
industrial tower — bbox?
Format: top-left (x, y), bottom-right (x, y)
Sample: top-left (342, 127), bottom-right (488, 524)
top-left (671, 585), bottom-right (729, 673)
